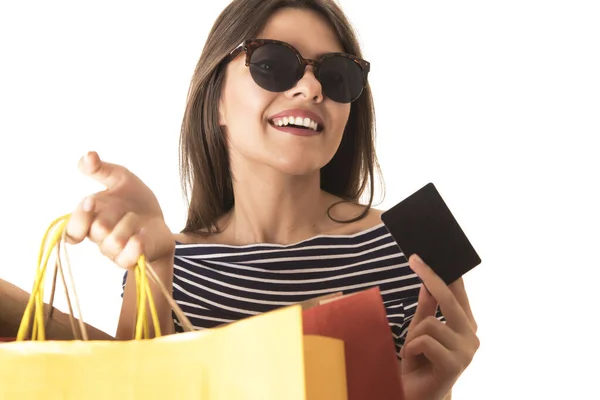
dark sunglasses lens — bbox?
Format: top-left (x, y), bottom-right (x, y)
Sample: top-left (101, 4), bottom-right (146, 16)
top-left (318, 56), bottom-right (364, 103)
top-left (249, 43), bottom-right (299, 92)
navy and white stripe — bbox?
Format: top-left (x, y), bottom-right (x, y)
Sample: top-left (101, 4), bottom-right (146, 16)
top-left (123, 223), bottom-right (444, 355)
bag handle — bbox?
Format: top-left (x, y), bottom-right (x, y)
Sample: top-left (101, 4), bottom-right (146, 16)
top-left (17, 214), bottom-right (195, 342)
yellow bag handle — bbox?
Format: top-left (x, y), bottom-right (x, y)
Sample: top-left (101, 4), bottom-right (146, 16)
top-left (16, 213), bottom-right (194, 342)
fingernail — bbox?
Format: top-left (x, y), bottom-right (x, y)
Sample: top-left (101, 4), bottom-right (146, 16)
top-left (411, 254), bottom-right (424, 265)
top-left (82, 196), bottom-right (94, 212)
top-left (137, 227), bottom-right (147, 242)
top-left (84, 151), bottom-right (97, 164)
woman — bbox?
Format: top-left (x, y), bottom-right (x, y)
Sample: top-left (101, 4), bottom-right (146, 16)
top-left (66, 0), bottom-right (479, 398)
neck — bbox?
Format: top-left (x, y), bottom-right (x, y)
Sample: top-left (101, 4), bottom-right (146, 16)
top-left (224, 165), bottom-right (333, 245)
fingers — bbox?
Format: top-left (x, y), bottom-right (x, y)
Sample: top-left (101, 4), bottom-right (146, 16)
top-left (401, 287), bottom-right (444, 356)
top-left (67, 194), bottom-right (144, 269)
top-left (88, 197), bottom-right (127, 244)
top-left (400, 285), bottom-right (436, 358)
top-left (404, 335), bottom-right (462, 376)
top-left (400, 254), bottom-right (481, 394)
top-left (411, 283), bottom-right (439, 325)
top-left (66, 152), bottom-right (171, 269)
top-left (98, 214), bottom-right (171, 269)
top-left (449, 278), bottom-right (478, 333)
top-left (406, 315), bottom-right (460, 352)
top-left (65, 196), bottom-right (96, 244)
top-left (114, 235), bottom-right (144, 270)
top-left (408, 254), bottom-right (472, 335)
top-left (403, 283), bottom-right (438, 347)
top-left (78, 151), bottom-right (128, 190)
top-left (101, 212), bottom-right (144, 269)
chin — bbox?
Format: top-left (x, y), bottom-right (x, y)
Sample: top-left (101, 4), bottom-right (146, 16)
top-left (269, 156), bottom-right (328, 177)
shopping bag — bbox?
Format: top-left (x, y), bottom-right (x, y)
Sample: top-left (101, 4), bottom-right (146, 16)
top-left (0, 304), bottom-right (347, 399)
top-left (302, 287), bottom-right (404, 400)
top-left (0, 213), bottom-right (349, 399)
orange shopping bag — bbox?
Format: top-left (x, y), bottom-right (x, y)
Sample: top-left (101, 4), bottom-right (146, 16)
top-left (302, 287), bottom-right (404, 400)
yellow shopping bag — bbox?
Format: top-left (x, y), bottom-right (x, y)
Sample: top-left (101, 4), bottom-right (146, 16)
top-left (0, 214), bottom-right (348, 399)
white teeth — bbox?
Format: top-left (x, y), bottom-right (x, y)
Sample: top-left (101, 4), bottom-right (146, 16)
top-left (270, 116), bottom-right (321, 131)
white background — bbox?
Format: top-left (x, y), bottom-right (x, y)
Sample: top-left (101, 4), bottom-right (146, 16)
top-left (1, 1), bottom-right (599, 398)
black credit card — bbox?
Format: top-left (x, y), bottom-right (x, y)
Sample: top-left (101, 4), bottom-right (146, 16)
top-left (380, 182), bottom-right (481, 285)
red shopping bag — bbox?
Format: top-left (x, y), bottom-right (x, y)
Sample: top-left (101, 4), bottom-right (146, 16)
top-left (302, 286), bottom-right (404, 400)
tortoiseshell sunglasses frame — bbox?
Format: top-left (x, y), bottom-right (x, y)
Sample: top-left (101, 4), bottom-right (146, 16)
top-left (223, 38), bottom-right (371, 91)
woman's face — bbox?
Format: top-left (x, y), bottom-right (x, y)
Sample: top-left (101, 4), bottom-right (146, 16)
top-left (218, 7), bottom-right (351, 177)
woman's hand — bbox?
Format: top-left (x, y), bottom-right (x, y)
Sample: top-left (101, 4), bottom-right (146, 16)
top-left (399, 254), bottom-right (480, 400)
top-left (65, 151), bottom-right (175, 269)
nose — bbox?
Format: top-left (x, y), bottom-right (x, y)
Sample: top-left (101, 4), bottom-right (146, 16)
top-left (285, 66), bottom-right (324, 103)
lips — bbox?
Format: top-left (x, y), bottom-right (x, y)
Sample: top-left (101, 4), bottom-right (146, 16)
top-left (268, 108), bottom-right (325, 131)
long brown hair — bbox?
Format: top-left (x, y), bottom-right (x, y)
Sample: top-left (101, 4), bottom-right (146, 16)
top-left (179, 0), bottom-right (384, 234)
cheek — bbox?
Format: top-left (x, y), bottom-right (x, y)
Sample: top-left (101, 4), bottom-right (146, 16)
top-left (222, 76), bottom-right (276, 141)
top-left (329, 103), bottom-right (351, 136)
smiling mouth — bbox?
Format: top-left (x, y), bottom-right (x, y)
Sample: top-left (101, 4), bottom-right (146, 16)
top-left (268, 117), bottom-right (324, 132)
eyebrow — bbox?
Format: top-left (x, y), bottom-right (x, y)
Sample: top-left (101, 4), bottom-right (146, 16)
top-left (251, 37), bottom-right (347, 58)
top-left (315, 49), bottom-right (345, 57)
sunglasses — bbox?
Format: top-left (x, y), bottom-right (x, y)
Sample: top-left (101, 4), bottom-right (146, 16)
top-left (223, 38), bottom-right (370, 104)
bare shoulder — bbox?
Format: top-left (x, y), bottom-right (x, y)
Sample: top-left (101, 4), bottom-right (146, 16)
top-left (173, 232), bottom-right (191, 244)
top-left (325, 198), bottom-right (385, 236)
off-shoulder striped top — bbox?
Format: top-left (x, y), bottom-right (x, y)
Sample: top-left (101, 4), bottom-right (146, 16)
top-left (155, 223), bottom-right (444, 355)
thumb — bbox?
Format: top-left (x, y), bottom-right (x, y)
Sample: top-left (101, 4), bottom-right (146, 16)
top-left (403, 278), bottom-right (438, 345)
top-left (78, 151), bottom-right (127, 189)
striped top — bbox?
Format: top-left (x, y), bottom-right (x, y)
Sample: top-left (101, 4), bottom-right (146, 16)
top-left (124, 223), bottom-right (443, 355)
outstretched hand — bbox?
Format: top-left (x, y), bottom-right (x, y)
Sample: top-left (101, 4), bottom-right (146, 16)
top-left (66, 151), bottom-right (174, 268)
